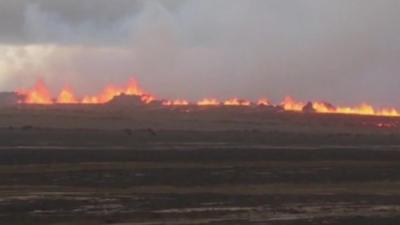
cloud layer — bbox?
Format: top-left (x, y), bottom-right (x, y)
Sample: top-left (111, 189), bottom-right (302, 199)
top-left (0, 0), bottom-right (400, 106)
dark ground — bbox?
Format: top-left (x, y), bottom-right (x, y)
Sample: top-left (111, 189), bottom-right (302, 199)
top-left (0, 105), bottom-right (400, 224)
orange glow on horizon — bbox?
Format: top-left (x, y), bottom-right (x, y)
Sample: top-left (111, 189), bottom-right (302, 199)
top-left (223, 98), bottom-right (251, 106)
top-left (281, 96), bottom-right (304, 112)
top-left (257, 98), bottom-right (271, 106)
top-left (320, 103), bottom-right (400, 117)
top-left (17, 79), bottom-right (53, 104)
top-left (57, 87), bottom-right (78, 104)
top-left (197, 98), bottom-right (220, 106)
top-left (162, 99), bottom-right (189, 106)
top-left (81, 79), bottom-right (149, 104)
top-left (16, 78), bottom-right (400, 117)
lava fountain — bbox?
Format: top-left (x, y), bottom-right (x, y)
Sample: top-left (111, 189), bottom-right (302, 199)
top-left (16, 78), bottom-right (400, 117)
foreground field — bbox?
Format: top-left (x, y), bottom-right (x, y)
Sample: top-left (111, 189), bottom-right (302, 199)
top-left (0, 106), bottom-right (399, 224)
top-left (1, 143), bottom-right (400, 225)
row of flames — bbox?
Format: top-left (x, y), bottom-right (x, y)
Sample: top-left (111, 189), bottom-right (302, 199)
top-left (16, 78), bottom-right (400, 117)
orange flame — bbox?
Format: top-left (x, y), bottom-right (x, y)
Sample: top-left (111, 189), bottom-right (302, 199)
top-left (197, 98), bottom-right (220, 106)
top-left (18, 79), bottom-right (53, 104)
top-left (19, 78), bottom-right (154, 105)
top-left (316, 103), bottom-right (400, 117)
top-left (57, 86), bottom-right (78, 104)
top-left (292, 99), bottom-right (400, 117)
top-left (82, 78), bottom-right (152, 104)
top-left (15, 78), bottom-right (400, 117)
top-left (163, 99), bottom-right (189, 106)
top-left (224, 98), bottom-right (251, 106)
top-left (141, 95), bottom-right (155, 104)
top-left (281, 96), bottom-right (304, 111)
top-left (257, 98), bottom-right (271, 106)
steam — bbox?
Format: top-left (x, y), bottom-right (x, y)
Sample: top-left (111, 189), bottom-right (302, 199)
top-left (1, 0), bottom-right (400, 106)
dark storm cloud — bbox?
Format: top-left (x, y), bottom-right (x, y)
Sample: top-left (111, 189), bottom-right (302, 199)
top-left (1, 0), bottom-right (400, 106)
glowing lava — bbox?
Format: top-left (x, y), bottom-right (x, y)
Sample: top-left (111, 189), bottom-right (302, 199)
top-left (281, 96), bottom-right (304, 112)
top-left (223, 98), bottom-right (251, 106)
top-left (141, 95), bottom-right (155, 104)
top-left (282, 97), bottom-right (400, 117)
top-left (82, 79), bottom-right (150, 104)
top-left (162, 99), bottom-right (189, 106)
top-left (16, 78), bottom-right (400, 117)
top-left (19, 78), bottom-right (154, 105)
top-left (324, 104), bottom-right (400, 117)
top-left (17, 79), bottom-right (53, 104)
top-left (197, 98), bottom-right (220, 106)
top-left (57, 87), bottom-right (78, 104)
top-left (257, 98), bottom-right (271, 106)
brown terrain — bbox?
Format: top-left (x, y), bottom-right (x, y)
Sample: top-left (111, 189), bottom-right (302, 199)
top-left (0, 103), bottom-right (400, 224)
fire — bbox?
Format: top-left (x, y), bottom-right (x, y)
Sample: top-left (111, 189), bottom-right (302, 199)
top-left (17, 79), bottom-right (53, 104)
top-left (16, 78), bottom-right (400, 117)
top-left (19, 78), bottom-right (154, 105)
top-left (329, 104), bottom-right (399, 117)
top-left (163, 99), bottom-right (189, 106)
top-left (378, 108), bottom-right (400, 117)
top-left (197, 98), bottom-right (220, 106)
top-left (141, 95), bottom-right (155, 104)
top-left (81, 96), bottom-right (100, 104)
top-left (335, 104), bottom-right (375, 116)
top-left (279, 97), bottom-right (399, 117)
top-left (82, 79), bottom-right (148, 104)
top-left (311, 101), bottom-right (400, 117)
top-left (312, 101), bottom-right (336, 113)
top-left (281, 96), bottom-right (304, 111)
top-left (57, 87), bottom-right (78, 104)
top-left (223, 98), bottom-right (251, 106)
top-left (257, 98), bottom-right (271, 106)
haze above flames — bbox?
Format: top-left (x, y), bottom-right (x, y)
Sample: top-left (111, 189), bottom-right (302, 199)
top-left (0, 1), bottom-right (400, 107)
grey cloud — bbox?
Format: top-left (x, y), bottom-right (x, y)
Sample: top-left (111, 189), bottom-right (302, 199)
top-left (0, 0), bottom-right (180, 45)
top-left (1, 0), bottom-right (400, 106)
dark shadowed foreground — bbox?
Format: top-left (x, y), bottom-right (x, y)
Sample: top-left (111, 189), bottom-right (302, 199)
top-left (0, 105), bottom-right (400, 225)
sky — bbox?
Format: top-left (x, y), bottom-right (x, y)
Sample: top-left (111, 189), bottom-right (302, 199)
top-left (0, 0), bottom-right (399, 106)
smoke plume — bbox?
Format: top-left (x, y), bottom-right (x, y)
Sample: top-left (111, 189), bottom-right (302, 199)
top-left (0, 0), bottom-right (400, 106)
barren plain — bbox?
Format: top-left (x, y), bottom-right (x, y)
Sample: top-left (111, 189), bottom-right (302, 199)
top-left (0, 105), bottom-right (399, 224)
